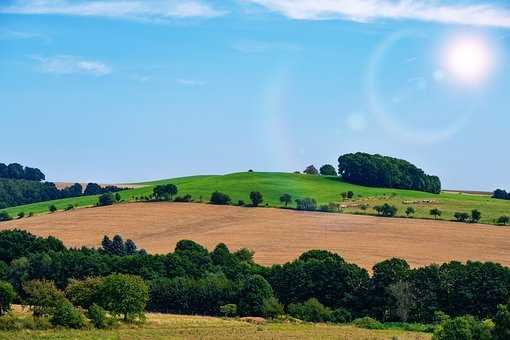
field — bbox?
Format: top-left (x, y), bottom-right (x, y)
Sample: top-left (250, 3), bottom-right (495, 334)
top-left (3, 202), bottom-right (510, 270)
top-left (0, 309), bottom-right (431, 340)
top-left (2, 172), bottom-right (510, 225)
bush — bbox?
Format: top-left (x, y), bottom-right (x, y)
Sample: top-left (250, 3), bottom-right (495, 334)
top-left (64, 204), bottom-right (74, 211)
top-left (219, 304), bottom-right (237, 317)
top-left (288, 298), bottom-right (332, 323)
top-left (238, 275), bottom-right (274, 316)
top-left (17, 212), bottom-right (25, 219)
top-left (261, 297), bottom-right (284, 319)
top-left (174, 194), bottom-right (193, 202)
top-left (153, 184), bottom-right (178, 201)
top-left (49, 205), bottom-right (57, 213)
top-left (454, 212), bottom-right (469, 222)
top-left (374, 203), bottom-right (398, 217)
top-left (237, 200), bottom-right (245, 206)
top-left (23, 280), bottom-right (65, 317)
top-left (280, 194), bottom-right (292, 207)
top-left (494, 304), bottom-right (510, 340)
top-left (471, 209), bottom-right (482, 223)
top-left (0, 211), bottom-right (12, 221)
top-left (319, 164), bottom-right (337, 176)
top-left (295, 198), bottom-right (317, 211)
top-left (98, 274), bottom-right (149, 321)
top-left (50, 299), bottom-right (86, 329)
top-left (65, 277), bottom-right (103, 309)
top-left (353, 317), bottom-right (384, 330)
top-left (98, 193), bottom-right (115, 206)
top-left (497, 216), bottom-right (510, 226)
top-left (249, 191), bottom-right (263, 207)
top-left (303, 165), bottom-right (318, 175)
top-left (87, 303), bottom-right (108, 329)
top-left (210, 191), bottom-right (231, 205)
top-left (319, 204), bottom-right (332, 212)
top-left (0, 281), bottom-right (15, 315)
top-left (331, 308), bottom-right (352, 323)
top-left (430, 208), bottom-right (442, 219)
top-left (0, 312), bottom-right (23, 330)
top-left (405, 207), bottom-right (415, 217)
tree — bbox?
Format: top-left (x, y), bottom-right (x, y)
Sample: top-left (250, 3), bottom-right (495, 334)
top-left (303, 165), bottom-right (318, 175)
top-left (347, 191), bottom-right (354, 199)
top-left (65, 277), bottom-right (103, 309)
top-left (210, 191), bottom-right (231, 205)
top-left (49, 204), bottom-right (57, 213)
top-left (7, 163), bottom-right (24, 179)
top-left (238, 275), bottom-right (274, 316)
top-left (405, 207), bottom-right (415, 217)
top-left (454, 212), bottom-right (469, 222)
top-left (23, 279), bottom-right (65, 317)
top-left (0, 211), bottom-right (12, 222)
top-left (497, 216), bottom-right (510, 226)
top-left (288, 298), bottom-right (333, 322)
top-left (471, 209), bottom-right (482, 223)
top-left (125, 239), bottom-right (137, 255)
top-left (98, 274), bottom-right (149, 321)
top-left (219, 304), bottom-right (237, 317)
top-left (98, 193), bottom-right (115, 206)
top-left (249, 191), bottom-right (263, 207)
top-left (50, 298), bottom-right (86, 329)
top-left (494, 304), bottom-right (510, 340)
top-left (84, 183), bottom-right (103, 196)
top-left (111, 235), bottom-right (126, 256)
top-left (0, 281), bottom-right (15, 315)
top-left (374, 203), bottom-right (398, 217)
top-left (430, 208), bottom-right (442, 219)
top-left (295, 197), bottom-right (317, 211)
top-left (387, 280), bottom-right (414, 322)
top-left (115, 193), bottom-right (122, 202)
top-left (262, 297), bottom-right (284, 319)
top-left (153, 184), bottom-right (178, 201)
top-left (280, 193), bottom-right (292, 207)
top-left (319, 164), bottom-right (337, 176)
top-left (87, 303), bottom-right (108, 329)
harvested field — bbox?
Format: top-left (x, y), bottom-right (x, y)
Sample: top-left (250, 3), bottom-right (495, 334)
top-left (2, 202), bottom-right (510, 270)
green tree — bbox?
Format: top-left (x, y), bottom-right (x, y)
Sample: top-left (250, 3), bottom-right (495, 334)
top-left (405, 207), bottom-right (415, 217)
top-left (219, 304), bottom-right (237, 317)
top-left (288, 298), bottom-right (332, 322)
top-left (153, 184), bottom-right (178, 201)
top-left (238, 275), bottom-right (274, 316)
top-left (303, 165), bottom-right (319, 175)
top-left (210, 191), bottom-right (231, 205)
top-left (50, 298), bottom-right (86, 329)
top-left (454, 212), bottom-right (469, 222)
top-left (262, 297), bottom-right (284, 319)
top-left (87, 303), bottom-right (108, 329)
top-left (49, 204), bottom-right (57, 213)
top-left (65, 277), bottom-right (103, 309)
top-left (295, 198), bottom-right (317, 211)
top-left (430, 208), bottom-right (442, 219)
top-left (115, 193), bottom-right (122, 202)
top-left (98, 274), bottom-right (149, 321)
top-left (249, 191), bottom-right (263, 207)
top-left (494, 304), bottom-right (510, 340)
top-left (279, 193), bottom-right (292, 207)
top-left (98, 193), bottom-right (115, 206)
top-left (0, 212), bottom-right (12, 222)
top-left (23, 279), bottom-right (65, 317)
top-left (0, 281), bottom-right (15, 315)
top-left (319, 164), bottom-right (337, 176)
top-left (471, 209), bottom-right (482, 223)
top-left (497, 216), bottom-right (510, 226)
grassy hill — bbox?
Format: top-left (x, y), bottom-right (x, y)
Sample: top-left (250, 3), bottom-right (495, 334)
top-left (2, 172), bottom-right (510, 225)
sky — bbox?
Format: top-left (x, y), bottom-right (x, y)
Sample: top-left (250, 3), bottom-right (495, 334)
top-left (1, 0), bottom-right (509, 190)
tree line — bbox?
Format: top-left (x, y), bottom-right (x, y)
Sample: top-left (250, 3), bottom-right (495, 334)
top-left (0, 163), bottom-right (45, 181)
top-left (2, 229), bottom-right (510, 335)
top-left (493, 189), bottom-right (510, 201)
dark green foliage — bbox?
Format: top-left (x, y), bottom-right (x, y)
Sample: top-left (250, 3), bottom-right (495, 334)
top-left (279, 193), bottom-right (292, 207)
top-left (374, 203), bottom-right (398, 217)
top-left (497, 216), bottom-right (509, 226)
top-left (17, 211), bottom-right (25, 219)
top-left (174, 194), bottom-right (192, 202)
top-left (432, 315), bottom-right (494, 340)
top-left (249, 191), bottom-right (263, 207)
top-left (303, 165), bottom-right (319, 175)
top-left (331, 307), bottom-right (352, 323)
top-left (0, 229), bottom-right (64, 263)
top-left (288, 298), bottom-right (333, 322)
top-left (353, 316), bottom-right (385, 329)
top-left (87, 303), bottom-right (108, 329)
top-left (61, 183), bottom-right (83, 198)
top-left (0, 163), bottom-right (45, 181)
top-left (319, 164), bottom-right (337, 176)
top-left (493, 189), bottom-right (510, 201)
top-left (430, 208), bottom-right (442, 219)
top-left (295, 197), bottom-right (317, 211)
top-left (471, 209), bottom-right (482, 223)
top-left (454, 212), bottom-right (469, 222)
top-left (338, 152), bottom-right (441, 194)
top-left (261, 297), bottom-right (284, 318)
top-left (65, 277), bottom-right (103, 309)
top-left (115, 193), bottom-right (121, 202)
top-left (494, 304), bottom-right (510, 340)
top-left (50, 298), bottom-right (85, 329)
top-left (64, 204), bottom-right (74, 211)
top-left (98, 193), bottom-right (115, 206)
top-left (48, 205), bottom-right (57, 213)
top-left (238, 275), bottom-right (274, 316)
top-left (0, 212), bottom-right (12, 222)
top-left (0, 281), bottom-right (15, 315)
top-left (98, 274), bottom-right (149, 321)
top-left (101, 235), bottom-right (138, 256)
top-left (219, 304), bottom-right (237, 317)
top-left (210, 191), bottom-right (231, 205)
top-left (405, 207), bottom-right (415, 217)
top-left (23, 280), bottom-right (65, 317)
top-left (84, 183), bottom-right (102, 196)
top-left (153, 184), bottom-right (178, 201)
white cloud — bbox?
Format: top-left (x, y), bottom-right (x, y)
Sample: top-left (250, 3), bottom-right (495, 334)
top-left (0, 29), bottom-right (50, 42)
top-left (32, 55), bottom-right (112, 76)
top-left (245, 0), bottom-right (510, 29)
top-left (176, 78), bottom-right (206, 86)
top-left (0, 0), bottom-right (225, 21)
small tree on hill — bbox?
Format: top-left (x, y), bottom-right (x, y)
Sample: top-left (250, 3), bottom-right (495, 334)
top-left (0, 211), bottom-right (12, 222)
top-left (210, 191), bottom-right (231, 205)
top-left (49, 205), bottom-right (58, 213)
top-left (98, 274), bottom-right (149, 321)
top-left (471, 209), bottom-right (482, 223)
top-left (497, 216), bottom-right (510, 226)
top-left (153, 184), bottom-right (178, 201)
top-left (98, 193), bottom-right (115, 206)
top-left (303, 165), bottom-right (318, 175)
top-left (454, 212), bottom-right (469, 222)
top-left (319, 164), bottom-right (337, 176)
top-left (405, 207), bottom-right (415, 217)
top-left (249, 191), bottom-right (263, 207)
top-left (430, 208), bottom-right (442, 220)
top-left (280, 193), bottom-right (292, 207)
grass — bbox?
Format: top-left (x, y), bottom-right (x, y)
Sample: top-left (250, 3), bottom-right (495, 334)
top-left (2, 172), bottom-right (510, 225)
top-left (0, 312), bottom-right (432, 340)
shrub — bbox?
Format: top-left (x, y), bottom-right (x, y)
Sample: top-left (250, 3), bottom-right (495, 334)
top-left (319, 204), bottom-right (332, 212)
top-left (0, 212), bottom-right (12, 222)
top-left (471, 209), bottom-right (482, 223)
top-left (17, 212), bottom-right (25, 219)
top-left (494, 304), bottom-right (510, 340)
top-left (49, 205), bottom-right (57, 213)
top-left (0, 312), bottom-right (22, 330)
top-left (249, 191), bottom-right (263, 207)
top-left (295, 198), bottom-right (317, 211)
top-left (319, 164), bottom-right (337, 176)
top-left (353, 317), bottom-right (384, 330)
top-left (115, 193), bottom-right (121, 202)
top-left (98, 193), bottom-right (115, 206)
top-left (497, 216), bottom-right (510, 226)
top-left (347, 191), bottom-right (354, 199)
top-left (87, 303), bottom-right (108, 329)
top-left (237, 200), bottom-right (245, 206)
top-left (430, 208), bottom-right (442, 219)
top-left (279, 194), bottom-right (292, 207)
top-left (0, 281), bottom-right (15, 315)
top-left (374, 203), bottom-right (398, 217)
top-left (23, 280), bottom-right (65, 317)
top-left (210, 191), bottom-right (231, 205)
top-left (153, 184), bottom-right (178, 201)
top-left (261, 297), bottom-right (284, 319)
top-left (65, 277), bottom-right (103, 309)
top-left (219, 304), bottom-right (237, 317)
top-left (64, 204), bottom-right (74, 211)
top-left (238, 275), bottom-right (274, 316)
top-left (331, 308), bottom-right (352, 323)
top-left (174, 194), bottom-right (193, 202)
top-left (405, 207), bottom-right (415, 217)
top-left (288, 298), bottom-right (332, 323)
top-left (454, 212), bottom-right (469, 222)
top-left (98, 274), bottom-right (149, 321)
top-left (432, 315), bottom-right (485, 340)
top-left (50, 298), bottom-right (86, 329)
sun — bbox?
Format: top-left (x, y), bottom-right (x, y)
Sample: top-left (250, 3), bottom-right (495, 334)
top-left (442, 35), bottom-right (494, 86)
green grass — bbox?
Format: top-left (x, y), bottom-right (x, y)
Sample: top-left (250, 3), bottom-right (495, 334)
top-left (2, 172), bottom-right (510, 225)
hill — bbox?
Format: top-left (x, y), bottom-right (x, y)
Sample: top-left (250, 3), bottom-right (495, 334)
top-left (1, 172), bottom-right (509, 225)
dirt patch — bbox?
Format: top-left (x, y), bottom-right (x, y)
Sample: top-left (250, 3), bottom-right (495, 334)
top-left (1, 202), bottom-right (510, 270)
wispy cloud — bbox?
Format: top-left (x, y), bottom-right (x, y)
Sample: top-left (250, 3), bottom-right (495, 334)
top-left (232, 40), bottom-right (301, 53)
top-left (176, 78), bottom-right (206, 86)
top-left (245, 0), bottom-right (510, 29)
top-left (0, 29), bottom-right (50, 42)
top-left (0, 0), bottom-right (225, 21)
top-left (32, 55), bottom-right (112, 76)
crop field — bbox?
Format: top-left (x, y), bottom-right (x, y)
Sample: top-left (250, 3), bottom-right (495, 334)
top-left (3, 202), bottom-right (510, 270)
top-left (2, 172), bottom-right (510, 225)
top-left (0, 310), bottom-right (431, 340)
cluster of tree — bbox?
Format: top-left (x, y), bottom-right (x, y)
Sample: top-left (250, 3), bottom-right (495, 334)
top-left (2, 229), bottom-right (510, 331)
top-left (303, 164), bottom-right (338, 176)
top-left (493, 189), bottom-right (510, 201)
top-left (338, 153), bottom-right (441, 194)
top-left (0, 163), bottom-right (45, 181)
top-left (0, 180), bottom-right (123, 210)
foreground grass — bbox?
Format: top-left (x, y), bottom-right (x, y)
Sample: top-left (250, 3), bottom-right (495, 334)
top-left (0, 313), bottom-right (432, 340)
top-left (3, 172), bottom-right (510, 225)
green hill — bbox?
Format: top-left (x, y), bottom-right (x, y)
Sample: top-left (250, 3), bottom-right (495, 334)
top-left (2, 172), bottom-right (510, 225)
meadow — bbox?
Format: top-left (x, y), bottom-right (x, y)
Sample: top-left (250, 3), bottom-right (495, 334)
top-left (2, 172), bottom-right (510, 225)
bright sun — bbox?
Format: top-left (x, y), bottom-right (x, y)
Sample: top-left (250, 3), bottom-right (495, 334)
top-left (442, 35), bottom-right (494, 86)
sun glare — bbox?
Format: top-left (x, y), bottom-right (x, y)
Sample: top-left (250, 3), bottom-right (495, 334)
top-left (442, 35), bottom-right (494, 86)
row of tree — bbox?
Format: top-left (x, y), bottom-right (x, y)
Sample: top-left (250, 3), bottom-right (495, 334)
top-left (493, 189), bottom-right (510, 201)
top-left (2, 229), bottom-right (510, 327)
top-left (0, 163), bottom-right (45, 181)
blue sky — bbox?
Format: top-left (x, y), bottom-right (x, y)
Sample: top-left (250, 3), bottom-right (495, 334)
top-left (1, 0), bottom-right (509, 190)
